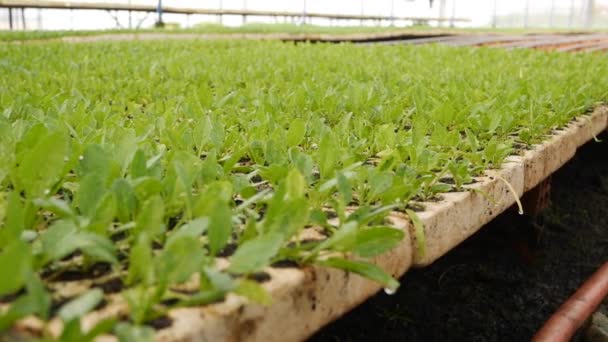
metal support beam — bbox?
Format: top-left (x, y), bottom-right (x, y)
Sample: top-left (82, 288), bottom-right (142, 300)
top-left (242, 0), bottom-right (247, 24)
top-left (8, 8), bottom-right (13, 29)
top-left (302, 0), bottom-right (306, 25)
top-left (156, 0), bottom-right (163, 26)
top-left (107, 9), bottom-right (123, 29)
top-left (0, 1), bottom-right (472, 25)
top-left (20, 6), bottom-right (24, 30)
top-left (136, 11), bottom-right (149, 29)
top-left (218, 0), bottom-right (222, 24)
top-left (128, 0), bottom-right (131, 29)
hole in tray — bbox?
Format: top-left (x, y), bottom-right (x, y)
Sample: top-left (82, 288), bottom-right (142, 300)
top-left (246, 272), bottom-right (271, 283)
top-left (217, 242), bottom-right (238, 257)
top-left (145, 316), bottom-right (174, 330)
top-left (95, 277), bottom-right (124, 294)
top-left (43, 262), bottom-right (113, 282)
top-left (271, 259), bottom-right (299, 268)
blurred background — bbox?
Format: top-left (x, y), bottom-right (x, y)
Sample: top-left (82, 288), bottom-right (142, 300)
top-left (0, 0), bottom-right (607, 31)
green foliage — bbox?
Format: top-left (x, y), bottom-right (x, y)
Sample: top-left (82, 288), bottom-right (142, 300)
top-left (0, 40), bottom-right (606, 335)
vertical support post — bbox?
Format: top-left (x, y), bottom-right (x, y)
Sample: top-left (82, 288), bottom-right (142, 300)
top-left (128, 0), bottom-right (132, 29)
top-left (302, 0), bottom-right (307, 25)
top-left (218, 0), bottom-right (223, 24)
top-left (9, 8), bottom-right (13, 30)
top-left (37, 8), bottom-right (42, 29)
top-left (21, 7), bottom-right (26, 30)
top-left (156, 0), bottom-right (163, 27)
top-left (242, 0), bottom-right (247, 25)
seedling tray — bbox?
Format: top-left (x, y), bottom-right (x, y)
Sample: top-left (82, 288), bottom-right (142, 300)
top-left (6, 107), bottom-right (606, 341)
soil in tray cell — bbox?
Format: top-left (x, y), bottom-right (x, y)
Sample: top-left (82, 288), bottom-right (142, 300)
top-left (311, 132), bottom-right (608, 342)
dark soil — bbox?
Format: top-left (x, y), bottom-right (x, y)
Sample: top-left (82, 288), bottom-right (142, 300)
top-left (145, 316), bottom-right (173, 330)
top-left (310, 132), bottom-right (608, 342)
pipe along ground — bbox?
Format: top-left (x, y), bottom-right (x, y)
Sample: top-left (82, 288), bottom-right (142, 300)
top-left (533, 262), bottom-right (608, 342)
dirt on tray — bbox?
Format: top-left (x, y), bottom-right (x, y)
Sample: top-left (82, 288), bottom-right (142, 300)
top-left (311, 132), bottom-right (608, 342)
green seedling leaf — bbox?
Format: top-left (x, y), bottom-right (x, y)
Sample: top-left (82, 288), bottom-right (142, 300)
top-left (167, 217), bottom-right (209, 245)
top-left (76, 232), bottom-right (119, 264)
top-left (227, 233), bottom-right (283, 274)
top-left (178, 289), bottom-right (225, 307)
top-left (130, 149), bottom-right (148, 179)
top-left (0, 192), bottom-right (25, 248)
top-left (0, 295), bottom-right (37, 331)
top-left (58, 318), bottom-right (85, 342)
top-left (200, 267), bottom-right (236, 293)
top-left (77, 172), bottom-right (106, 218)
top-left (429, 182), bottom-right (452, 194)
top-left (317, 133), bottom-right (338, 179)
top-left (135, 195), bottom-right (165, 238)
top-left (289, 148), bottom-right (314, 182)
top-left (312, 221), bottom-right (358, 255)
top-left (406, 209), bottom-right (426, 260)
top-left (79, 144), bottom-right (112, 179)
top-left (115, 322), bottom-right (154, 342)
top-left (286, 168), bottom-right (306, 199)
top-left (206, 200), bottom-right (232, 256)
top-left (337, 172), bottom-right (352, 205)
top-left (17, 131), bottom-right (68, 198)
top-left (286, 118), bottom-right (306, 147)
top-left (132, 177), bottom-right (163, 202)
top-left (112, 178), bottom-right (137, 223)
top-left (0, 240), bottom-right (32, 297)
top-left (58, 288), bottom-right (104, 322)
top-left (353, 227), bottom-right (405, 258)
top-left (127, 234), bottom-right (154, 286)
top-left (25, 274), bottom-right (51, 320)
top-left (83, 318), bottom-right (117, 341)
top-left (234, 279), bottom-right (271, 305)
top-left (193, 182), bottom-right (233, 255)
top-left (33, 197), bottom-right (75, 219)
top-left (156, 235), bottom-right (205, 284)
top-left (0, 275), bottom-right (51, 331)
top-left (87, 192), bottom-right (117, 234)
top-left (41, 220), bottom-right (117, 264)
top-left (316, 257), bottom-right (399, 292)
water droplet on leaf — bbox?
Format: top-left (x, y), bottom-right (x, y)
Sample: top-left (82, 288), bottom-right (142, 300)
top-left (384, 287), bottom-right (397, 295)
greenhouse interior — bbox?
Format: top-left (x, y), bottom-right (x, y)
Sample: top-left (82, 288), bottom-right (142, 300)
top-left (0, 0), bottom-right (607, 341)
